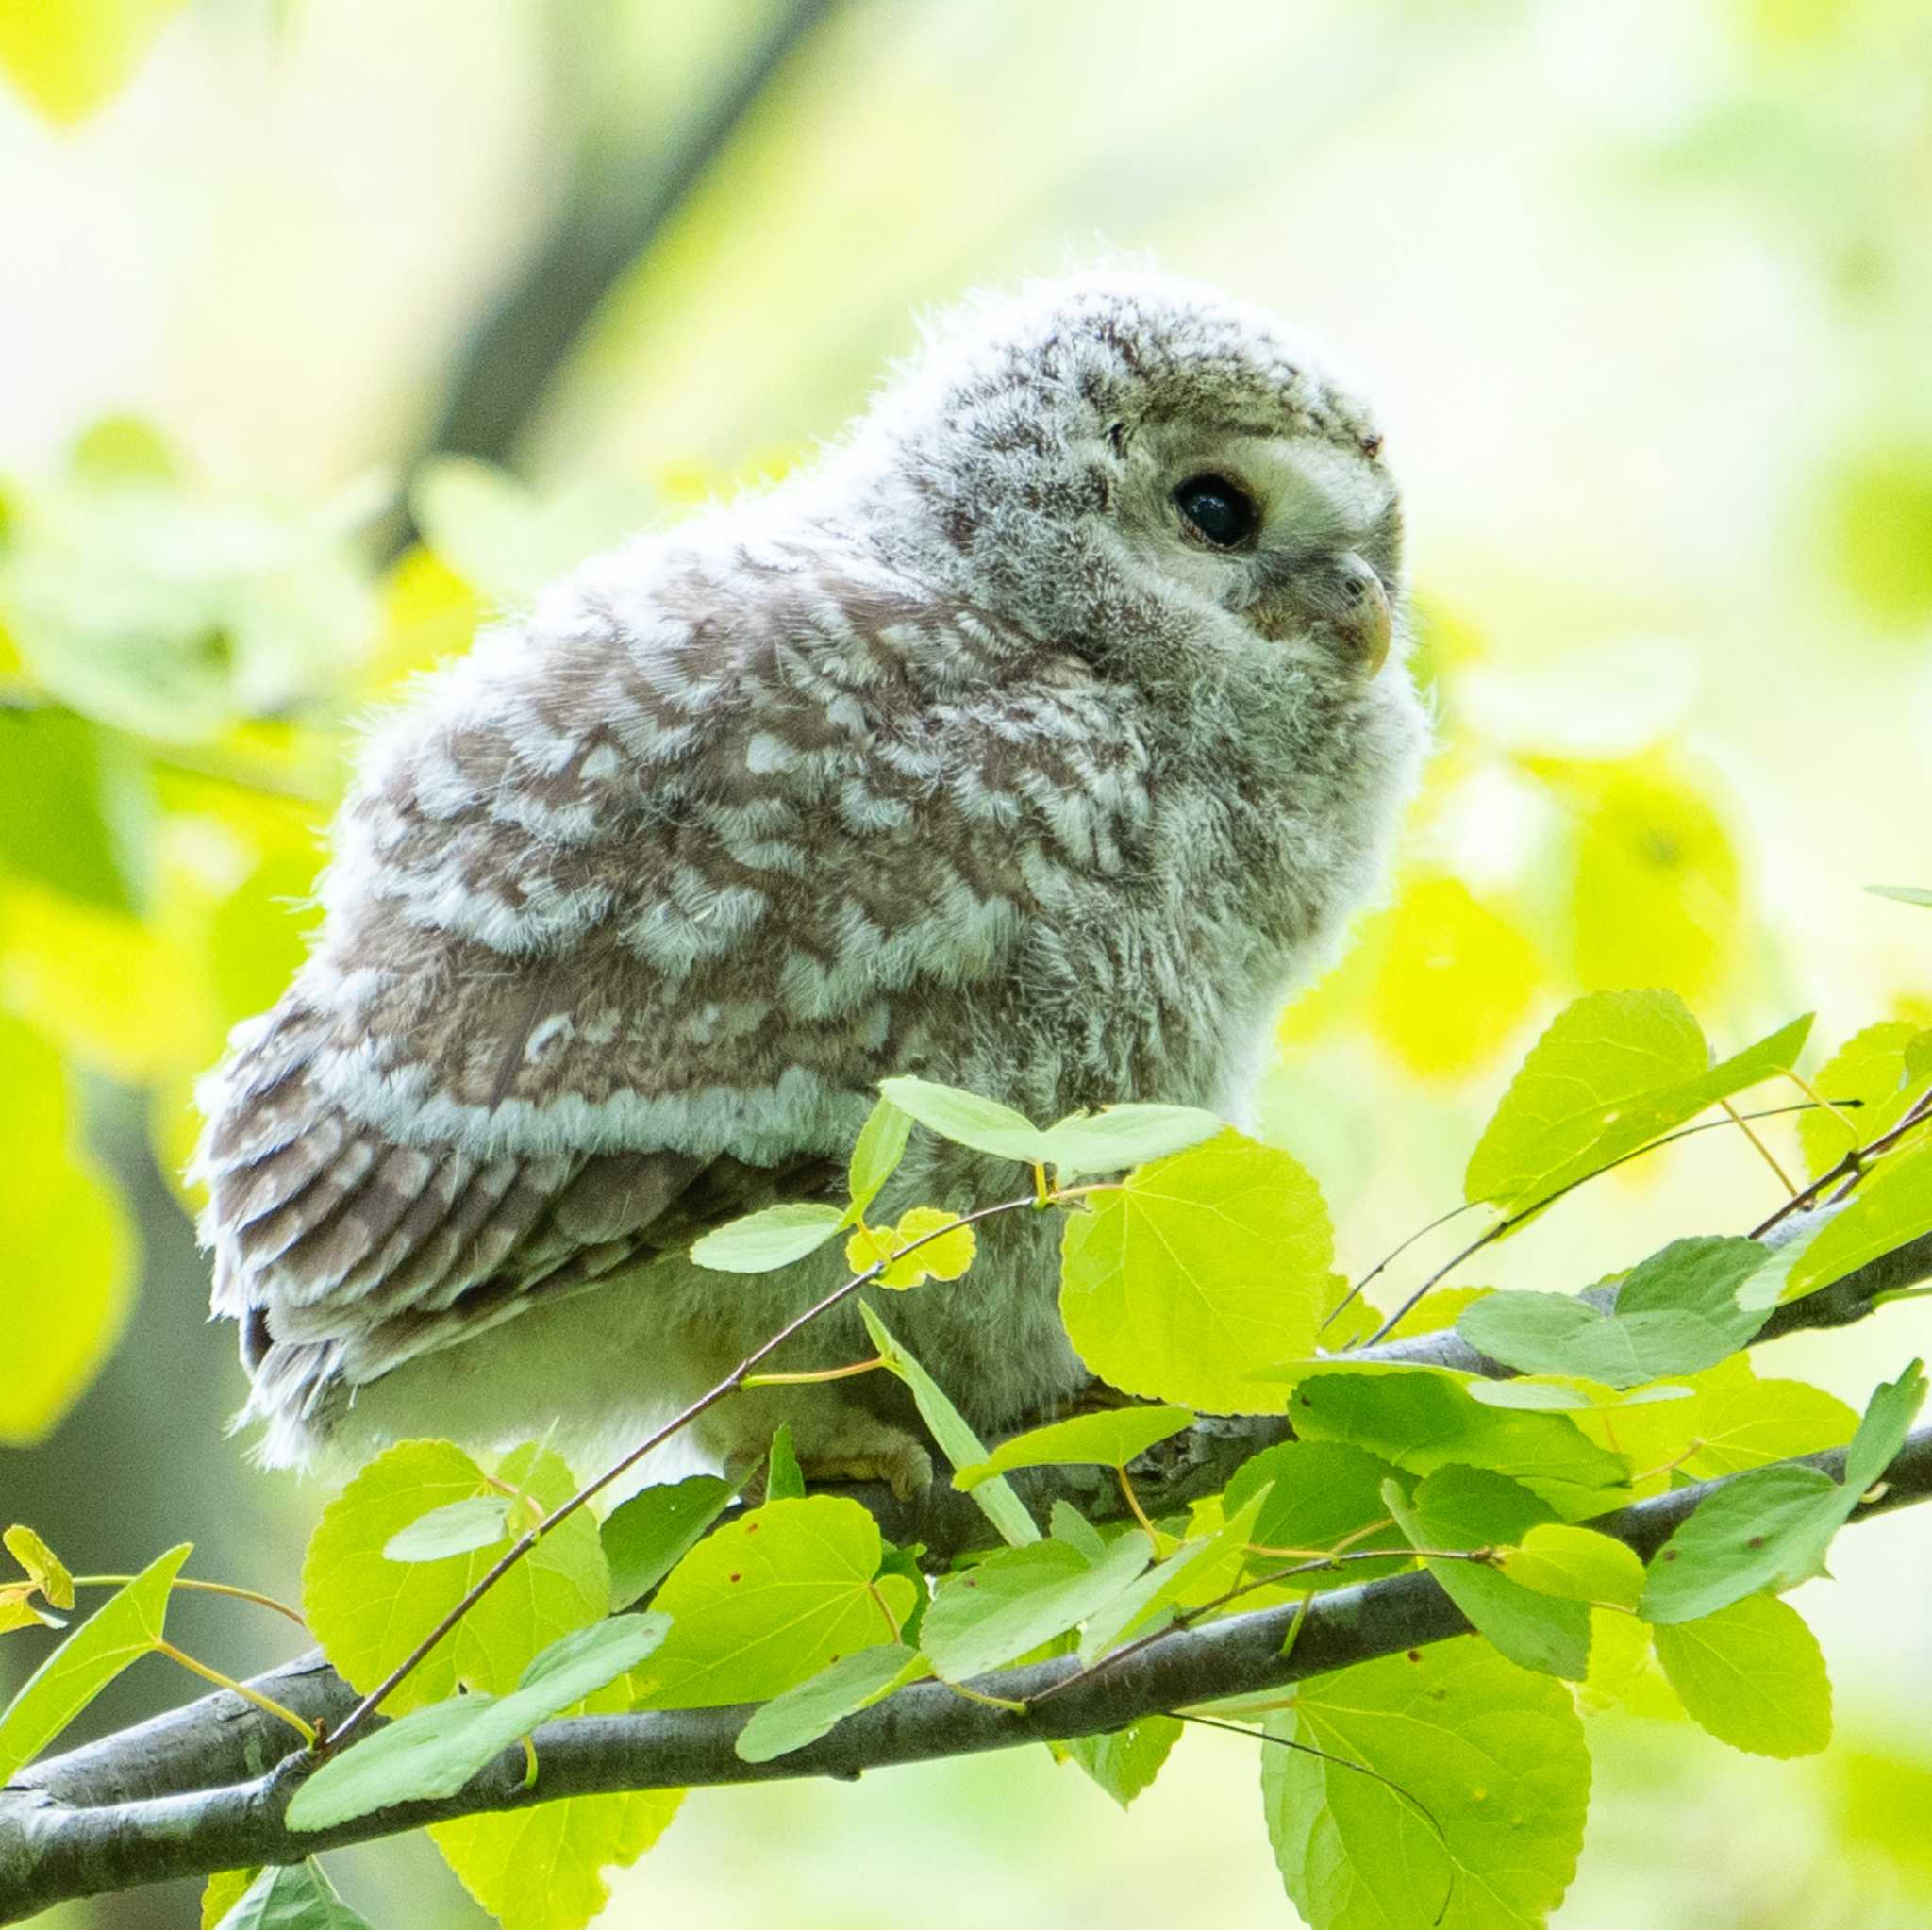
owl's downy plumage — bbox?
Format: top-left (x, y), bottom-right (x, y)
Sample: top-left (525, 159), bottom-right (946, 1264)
top-left (195, 268), bottom-right (1429, 1484)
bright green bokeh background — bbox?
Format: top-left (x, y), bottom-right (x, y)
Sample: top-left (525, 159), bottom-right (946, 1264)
top-left (1, 1), bottom-right (1929, 1924)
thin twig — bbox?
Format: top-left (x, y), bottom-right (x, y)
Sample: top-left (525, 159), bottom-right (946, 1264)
top-left (320, 1190), bottom-right (1041, 1755)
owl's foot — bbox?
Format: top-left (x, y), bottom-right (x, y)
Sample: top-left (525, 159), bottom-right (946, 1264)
top-left (712, 1409), bottom-right (934, 1503)
top-left (795, 1439), bottom-right (935, 1501)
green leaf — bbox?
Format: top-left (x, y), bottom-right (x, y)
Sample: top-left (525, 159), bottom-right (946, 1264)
top-left (1049, 1500), bottom-right (1108, 1562)
top-left (843, 1097), bottom-right (911, 1222)
top-left (859, 1303), bottom-right (1038, 1546)
top-left (600, 1475), bottom-right (734, 1612)
top-left (1576, 1609), bottom-right (1652, 1718)
top-left (0, 0), bottom-right (187, 125)
top-left (734, 1642), bottom-right (924, 1763)
top-left (1038, 1103), bottom-right (1224, 1179)
top-left (1741, 1139), bottom-right (1932, 1308)
top-left (1868, 885), bottom-right (1932, 908)
top-left (1653, 1596), bottom-right (1831, 1757)
top-left (1075, 1489), bottom-right (1271, 1663)
top-left (919, 1533), bottom-right (1152, 1682)
top-left (1384, 1472), bottom-right (1590, 1680)
top-left (0, 1542), bottom-right (188, 1783)
top-left (0, 1009), bottom-right (136, 1445)
top-left (1223, 1440), bottom-right (1412, 1586)
top-left (1290, 1366), bottom-right (1629, 1518)
top-left (430, 1752), bottom-right (680, 1930)
top-left (3, 1523), bottom-right (75, 1609)
top-left (765, 1423), bottom-right (806, 1503)
top-left (875, 1076), bottom-right (1050, 1163)
top-left (1261, 1639), bottom-right (1590, 1929)
top-left (1497, 1525), bottom-right (1645, 1611)
top-left (1457, 1237), bottom-right (1767, 1389)
top-left (953, 1405), bottom-right (1193, 1489)
top-left (69, 413), bottom-right (178, 485)
top-left (289, 1615), bottom-right (670, 1831)
top-left (1467, 1378), bottom-right (1693, 1412)
top-left (382, 1496), bottom-right (513, 1563)
top-left (1464, 993), bottom-right (1810, 1223)
top-left (1641, 1361), bottom-right (1924, 1622)
top-left (1844, 1357), bottom-right (1927, 1491)
top-left (1062, 1713), bottom-right (1184, 1808)
top-left (1058, 1129), bottom-right (1344, 1411)
top-left (1798, 1021), bottom-right (1932, 1178)
top-left (689, 1202), bottom-right (843, 1273)
top-left (0, 708), bottom-right (142, 913)
top-left (636, 1496), bottom-right (911, 1709)
top-left (212, 1861), bottom-right (374, 1930)
top-left (302, 1441), bottom-right (606, 1711)
top-left (1681, 1376), bottom-right (1857, 1480)
top-left (200, 1868), bottom-right (259, 1930)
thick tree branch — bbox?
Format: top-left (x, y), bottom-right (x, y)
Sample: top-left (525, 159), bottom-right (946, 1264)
top-left (9, 1211), bottom-right (1927, 1823)
top-left (5, 1426), bottom-right (1929, 1922)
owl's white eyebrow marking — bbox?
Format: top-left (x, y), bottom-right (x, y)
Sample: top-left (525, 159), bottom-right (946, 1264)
top-left (1251, 441), bottom-right (1391, 548)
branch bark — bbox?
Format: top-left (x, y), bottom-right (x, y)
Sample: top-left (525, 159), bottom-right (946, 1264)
top-left (5, 1426), bottom-right (1929, 1922)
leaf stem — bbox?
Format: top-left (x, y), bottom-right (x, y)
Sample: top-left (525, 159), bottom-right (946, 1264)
top-left (72, 1575), bottom-right (308, 1632)
top-left (1720, 1097), bottom-right (1798, 1196)
top-left (153, 1642), bottom-right (315, 1746)
top-left (741, 1357), bottom-right (887, 1388)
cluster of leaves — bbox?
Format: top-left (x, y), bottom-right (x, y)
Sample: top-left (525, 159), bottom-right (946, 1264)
top-left (7, 984), bottom-right (1931, 1929)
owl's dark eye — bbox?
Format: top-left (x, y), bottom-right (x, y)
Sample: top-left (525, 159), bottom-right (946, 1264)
top-left (1174, 474), bottom-right (1259, 550)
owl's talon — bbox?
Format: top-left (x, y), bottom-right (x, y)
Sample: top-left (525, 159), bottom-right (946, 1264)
top-left (797, 1443), bottom-right (934, 1503)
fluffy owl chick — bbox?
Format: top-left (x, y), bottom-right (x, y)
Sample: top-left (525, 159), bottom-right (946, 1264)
top-left (196, 268), bottom-right (1429, 1489)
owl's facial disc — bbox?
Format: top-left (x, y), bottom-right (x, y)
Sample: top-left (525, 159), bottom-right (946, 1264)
top-left (1111, 420), bottom-right (1401, 677)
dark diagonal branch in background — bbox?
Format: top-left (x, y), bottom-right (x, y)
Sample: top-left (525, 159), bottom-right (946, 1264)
top-left (384, 0), bottom-right (842, 556)
top-left (5, 1427), bottom-right (1929, 1922)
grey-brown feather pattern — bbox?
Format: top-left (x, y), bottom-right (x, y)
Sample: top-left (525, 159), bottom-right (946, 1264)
top-left (196, 267), bottom-right (1430, 1472)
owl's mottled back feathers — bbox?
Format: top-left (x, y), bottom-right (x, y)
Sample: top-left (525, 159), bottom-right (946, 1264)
top-left (197, 268), bottom-right (1428, 1469)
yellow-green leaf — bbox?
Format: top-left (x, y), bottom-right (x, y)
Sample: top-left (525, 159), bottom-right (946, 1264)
top-left (199, 1868), bottom-right (260, 1930)
top-left (1653, 1595), bottom-right (1832, 1757)
top-left (844, 1206), bottom-right (976, 1289)
top-left (0, 1542), bottom-right (188, 1782)
top-left (1366, 875), bottom-right (1541, 1079)
top-left (1799, 1021), bottom-right (1930, 1178)
top-left (0, 1012), bottom-right (135, 1444)
top-left (1497, 1525), bottom-right (1644, 1611)
top-left (302, 1441), bottom-right (606, 1712)
top-left (4, 1524), bottom-right (75, 1609)
top-left (1464, 992), bottom-right (1809, 1223)
top-left (0, 0), bottom-right (187, 125)
top-left (635, 1496), bottom-right (911, 1710)
top-left (1058, 1129), bottom-right (1343, 1411)
top-left (1560, 760), bottom-right (1742, 1002)
top-left (1576, 1608), bottom-right (1651, 1718)
top-left (430, 1669), bottom-right (681, 1930)
top-left (953, 1405), bottom-right (1193, 1489)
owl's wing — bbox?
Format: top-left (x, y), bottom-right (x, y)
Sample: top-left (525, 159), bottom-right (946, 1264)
top-left (196, 540), bottom-right (1118, 1436)
top-left (199, 1042), bottom-right (834, 1430)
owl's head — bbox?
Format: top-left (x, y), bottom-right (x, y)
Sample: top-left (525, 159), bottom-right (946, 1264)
top-left (845, 267), bottom-right (1404, 682)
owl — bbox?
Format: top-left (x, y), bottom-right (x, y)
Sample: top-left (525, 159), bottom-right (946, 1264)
top-left (195, 268), bottom-right (1429, 1493)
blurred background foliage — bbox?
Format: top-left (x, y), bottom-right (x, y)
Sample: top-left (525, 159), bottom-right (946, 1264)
top-left (1, 0), bottom-right (1929, 1924)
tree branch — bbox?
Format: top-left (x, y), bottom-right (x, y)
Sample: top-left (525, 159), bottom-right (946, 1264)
top-left (5, 1425), bottom-right (1929, 1922)
top-left (382, 0), bottom-right (841, 557)
top-left (9, 1211), bottom-right (1926, 1820)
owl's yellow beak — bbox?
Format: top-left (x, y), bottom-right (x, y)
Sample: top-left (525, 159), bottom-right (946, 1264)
top-left (1330, 551), bottom-right (1391, 679)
